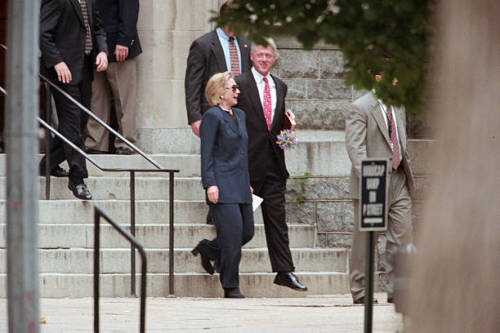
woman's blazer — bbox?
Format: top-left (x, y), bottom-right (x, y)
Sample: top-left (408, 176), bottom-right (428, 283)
top-left (200, 106), bottom-right (252, 204)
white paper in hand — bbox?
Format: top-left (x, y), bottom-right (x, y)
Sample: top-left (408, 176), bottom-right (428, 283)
top-left (252, 194), bottom-right (263, 211)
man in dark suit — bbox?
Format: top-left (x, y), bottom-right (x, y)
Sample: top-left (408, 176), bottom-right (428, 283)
top-left (184, 0), bottom-right (251, 138)
top-left (39, 0), bottom-right (108, 200)
top-left (235, 40), bottom-right (307, 291)
top-left (85, 0), bottom-right (142, 155)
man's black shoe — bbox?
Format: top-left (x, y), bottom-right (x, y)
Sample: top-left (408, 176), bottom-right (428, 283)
top-left (39, 166), bottom-right (69, 177)
top-left (68, 182), bottom-right (92, 200)
top-left (84, 146), bottom-right (106, 154)
top-left (191, 243), bottom-right (214, 275)
top-left (353, 297), bottom-right (378, 304)
top-left (273, 272), bottom-right (307, 291)
top-left (115, 147), bottom-right (134, 155)
top-left (224, 287), bottom-right (245, 298)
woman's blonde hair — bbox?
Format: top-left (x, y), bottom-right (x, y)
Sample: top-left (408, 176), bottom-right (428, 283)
top-left (205, 71), bottom-right (233, 106)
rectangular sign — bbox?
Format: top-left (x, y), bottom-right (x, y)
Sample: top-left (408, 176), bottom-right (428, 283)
top-left (359, 159), bottom-right (389, 231)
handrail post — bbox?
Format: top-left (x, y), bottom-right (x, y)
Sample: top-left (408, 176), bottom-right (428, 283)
top-left (168, 171), bottom-right (175, 296)
top-left (93, 209), bottom-right (101, 332)
top-left (44, 84), bottom-right (51, 199)
top-left (130, 171), bottom-right (136, 297)
top-left (94, 206), bottom-right (147, 333)
top-left (138, 246), bottom-right (147, 332)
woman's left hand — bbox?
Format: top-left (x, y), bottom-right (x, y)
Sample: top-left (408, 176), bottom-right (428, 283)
top-left (250, 186), bottom-right (254, 194)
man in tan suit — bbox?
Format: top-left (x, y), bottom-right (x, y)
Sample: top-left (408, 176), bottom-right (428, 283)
top-left (345, 83), bottom-right (416, 304)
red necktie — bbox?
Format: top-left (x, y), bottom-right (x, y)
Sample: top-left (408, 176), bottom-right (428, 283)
top-left (386, 106), bottom-right (401, 170)
top-left (262, 78), bottom-right (272, 130)
top-left (228, 37), bottom-right (240, 76)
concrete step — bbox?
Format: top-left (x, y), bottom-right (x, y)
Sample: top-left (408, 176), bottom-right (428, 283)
top-left (0, 199), bottom-right (277, 224)
top-left (0, 176), bottom-right (205, 201)
top-left (0, 136), bottom-right (431, 181)
top-left (4, 173), bottom-right (429, 202)
top-left (0, 272), bottom-right (350, 297)
top-left (0, 224), bottom-right (316, 249)
top-left (0, 153), bottom-right (201, 178)
top-left (0, 248), bottom-right (348, 274)
top-left (0, 200), bottom-right (211, 224)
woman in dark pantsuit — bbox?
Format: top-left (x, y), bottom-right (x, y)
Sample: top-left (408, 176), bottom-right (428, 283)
top-left (191, 71), bottom-right (254, 298)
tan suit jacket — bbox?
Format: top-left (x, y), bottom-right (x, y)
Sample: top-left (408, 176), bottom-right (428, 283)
top-left (345, 92), bottom-right (416, 199)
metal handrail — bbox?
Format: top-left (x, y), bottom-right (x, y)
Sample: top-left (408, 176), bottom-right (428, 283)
top-left (37, 85), bottom-right (178, 297)
top-left (94, 205), bottom-right (147, 333)
top-left (1, 43), bottom-right (177, 297)
top-left (39, 73), bottom-right (162, 169)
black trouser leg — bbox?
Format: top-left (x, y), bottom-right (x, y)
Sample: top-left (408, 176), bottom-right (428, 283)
top-left (258, 172), bottom-right (295, 273)
top-left (51, 83), bottom-right (88, 183)
top-left (80, 56), bottom-right (92, 133)
top-left (211, 203), bottom-right (254, 289)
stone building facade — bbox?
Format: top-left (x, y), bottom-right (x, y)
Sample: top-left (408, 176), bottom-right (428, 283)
top-left (135, 1), bottom-right (361, 147)
top-left (135, 1), bottom-right (429, 249)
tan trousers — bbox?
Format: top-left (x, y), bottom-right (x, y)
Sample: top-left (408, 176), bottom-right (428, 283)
top-left (349, 168), bottom-right (412, 301)
top-left (85, 58), bottom-right (137, 151)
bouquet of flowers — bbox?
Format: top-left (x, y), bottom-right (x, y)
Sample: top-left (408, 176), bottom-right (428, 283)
top-left (276, 129), bottom-right (297, 150)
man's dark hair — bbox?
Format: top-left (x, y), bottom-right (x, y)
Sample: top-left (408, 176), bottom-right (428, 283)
top-left (219, 0), bottom-right (234, 17)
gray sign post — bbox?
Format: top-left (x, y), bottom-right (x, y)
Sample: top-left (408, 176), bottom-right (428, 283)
top-left (360, 159), bottom-right (389, 333)
top-left (5, 0), bottom-right (41, 332)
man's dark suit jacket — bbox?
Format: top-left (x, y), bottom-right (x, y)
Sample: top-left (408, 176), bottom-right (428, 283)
top-left (200, 106), bottom-right (252, 204)
top-left (96, 0), bottom-right (142, 62)
top-left (235, 71), bottom-right (290, 191)
top-left (40, 0), bottom-right (107, 85)
top-left (185, 31), bottom-right (251, 125)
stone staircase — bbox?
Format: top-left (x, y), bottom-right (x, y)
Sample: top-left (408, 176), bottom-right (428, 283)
top-left (0, 129), bottom-right (362, 298)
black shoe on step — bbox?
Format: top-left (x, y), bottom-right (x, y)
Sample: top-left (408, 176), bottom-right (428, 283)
top-left (353, 297), bottom-right (378, 304)
top-left (191, 243), bottom-right (214, 275)
top-left (68, 182), bottom-right (92, 200)
top-left (115, 147), bottom-right (134, 155)
top-left (224, 287), bottom-right (245, 298)
top-left (273, 272), bottom-right (308, 291)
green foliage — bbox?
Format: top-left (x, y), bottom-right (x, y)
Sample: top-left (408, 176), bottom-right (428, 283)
top-left (213, 0), bottom-right (432, 113)
top-left (287, 171), bottom-right (310, 204)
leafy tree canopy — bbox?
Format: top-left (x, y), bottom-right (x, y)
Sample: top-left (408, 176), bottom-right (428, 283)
top-left (213, 0), bottom-right (432, 112)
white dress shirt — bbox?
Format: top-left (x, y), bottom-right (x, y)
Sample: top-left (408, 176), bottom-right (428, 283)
top-left (377, 99), bottom-right (403, 160)
top-left (251, 66), bottom-right (277, 122)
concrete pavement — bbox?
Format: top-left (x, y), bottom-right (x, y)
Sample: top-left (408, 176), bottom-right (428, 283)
top-left (0, 294), bottom-right (403, 332)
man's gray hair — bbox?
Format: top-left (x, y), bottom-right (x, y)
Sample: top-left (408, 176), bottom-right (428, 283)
top-left (251, 38), bottom-right (279, 58)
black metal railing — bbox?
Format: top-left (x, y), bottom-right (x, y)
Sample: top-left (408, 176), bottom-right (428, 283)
top-left (36, 96), bottom-right (177, 297)
top-left (94, 205), bottom-right (147, 333)
top-left (1, 43), bottom-right (178, 297)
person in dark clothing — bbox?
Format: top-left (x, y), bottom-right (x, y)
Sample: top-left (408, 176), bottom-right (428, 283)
top-left (85, 0), bottom-right (142, 155)
top-left (192, 71), bottom-right (254, 298)
top-left (39, 0), bottom-right (108, 200)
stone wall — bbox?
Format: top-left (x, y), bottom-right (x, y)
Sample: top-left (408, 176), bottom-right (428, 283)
top-left (136, 0), bottom-right (220, 148)
top-left (273, 34), bottom-right (362, 131)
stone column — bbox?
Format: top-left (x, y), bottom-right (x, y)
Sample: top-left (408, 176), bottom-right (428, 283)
top-left (136, 0), bottom-right (219, 152)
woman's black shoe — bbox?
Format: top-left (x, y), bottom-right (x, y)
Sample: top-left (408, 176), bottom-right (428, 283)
top-left (191, 244), bottom-right (214, 275)
top-left (224, 287), bottom-right (245, 298)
